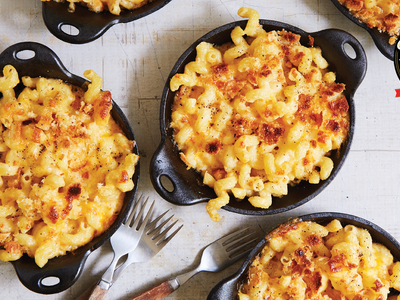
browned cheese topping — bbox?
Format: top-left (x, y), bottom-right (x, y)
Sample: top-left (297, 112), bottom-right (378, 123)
top-left (238, 220), bottom-right (400, 300)
top-left (339, 0), bottom-right (400, 44)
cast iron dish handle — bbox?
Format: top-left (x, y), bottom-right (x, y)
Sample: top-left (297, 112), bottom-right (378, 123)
top-left (0, 41), bottom-right (81, 83)
top-left (150, 137), bottom-right (214, 206)
top-left (312, 28), bottom-right (367, 94)
top-left (42, 1), bottom-right (117, 44)
top-left (42, 0), bottom-right (172, 44)
top-left (11, 252), bottom-right (90, 294)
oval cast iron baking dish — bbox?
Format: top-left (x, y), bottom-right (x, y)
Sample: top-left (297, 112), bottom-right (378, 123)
top-left (0, 42), bottom-right (140, 294)
top-left (207, 212), bottom-right (400, 299)
top-left (42, 0), bottom-right (171, 44)
top-left (150, 20), bottom-right (367, 217)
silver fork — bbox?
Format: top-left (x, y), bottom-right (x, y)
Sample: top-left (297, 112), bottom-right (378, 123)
top-left (76, 199), bottom-right (182, 300)
top-left (127, 227), bottom-right (259, 300)
top-left (83, 194), bottom-right (154, 300)
top-left (111, 209), bottom-right (183, 282)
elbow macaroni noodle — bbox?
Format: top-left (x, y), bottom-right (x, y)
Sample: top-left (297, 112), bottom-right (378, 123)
top-left (0, 65), bottom-right (138, 267)
top-left (170, 7), bottom-right (350, 222)
top-left (41, 0), bottom-right (153, 15)
top-left (238, 220), bottom-right (400, 300)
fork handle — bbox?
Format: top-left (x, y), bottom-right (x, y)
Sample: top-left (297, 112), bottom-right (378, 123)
top-left (75, 283), bottom-right (108, 300)
top-left (128, 280), bottom-right (177, 300)
top-left (88, 285), bottom-right (108, 300)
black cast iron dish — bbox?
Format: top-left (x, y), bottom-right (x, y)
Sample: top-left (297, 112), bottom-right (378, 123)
top-left (42, 0), bottom-right (171, 44)
top-left (0, 42), bottom-right (140, 294)
top-left (150, 20), bottom-right (367, 216)
top-left (393, 44), bottom-right (400, 80)
top-left (207, 212), bottom-right (400, 299)
top-left (330, 0), bottom-right (396, 60)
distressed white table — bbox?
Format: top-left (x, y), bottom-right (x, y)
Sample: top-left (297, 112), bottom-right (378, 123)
top-left (0, 0), bottom-right (399, 299)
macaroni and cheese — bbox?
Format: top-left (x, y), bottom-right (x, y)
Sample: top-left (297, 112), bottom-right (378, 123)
top-left (0, 65), bottom-right (138, 267)
top-left (41, 0), bottom-right (153, 15)
top-left (338, 0), bottom-right (400, 45)
top-left (238, 219), bottom-right (400, 300)
top-left (170, 7), bottom-right (350, 222)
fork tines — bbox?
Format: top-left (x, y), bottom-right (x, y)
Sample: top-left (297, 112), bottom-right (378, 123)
top-left (131, 195), bottom-right (183, 248)
top-left (125, 194), bottom-right (152, 227)
top-left (146, 212), bottom-right (183, 248)
top-left (220, 227), bottom-right (261, 258)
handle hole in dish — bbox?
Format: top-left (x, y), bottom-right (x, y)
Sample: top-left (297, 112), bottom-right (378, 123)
top-left (160, 175), bottom-right (174, 193)
top-left (15, 50), bottom-right (35, 61)
top-left (343, 43), bottom-right (357, 59)
top-left (60, 24), bottom-right (80, 36)
top-left (40, 276), bottom-right (60, 287)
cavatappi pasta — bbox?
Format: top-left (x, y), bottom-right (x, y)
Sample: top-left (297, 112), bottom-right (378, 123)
top-left (170, 7), bottom-right (350, 222)
top-left (338, 0), bottom-right (400, 45)
top-left (238, 220), bottom-right (400, 300)
top-left (0, 65), bottom-right (138, 267)
top-left (41, 0), bottom-right (153, 15)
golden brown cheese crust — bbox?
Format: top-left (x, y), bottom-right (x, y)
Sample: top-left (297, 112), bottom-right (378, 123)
top-left (41, 0), bottom-right (154, 15)
top-left (338, 0), bottom-right (400, 44)
top-left (238, 220), bottom-right (400, 300)
top-left (0, 66), bottom-right (139, 267)
top-left (170, 7), bottom-right (350, 222)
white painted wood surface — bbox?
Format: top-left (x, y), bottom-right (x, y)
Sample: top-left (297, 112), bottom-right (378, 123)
top-left (0, 0), bottom-right (399, 299)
